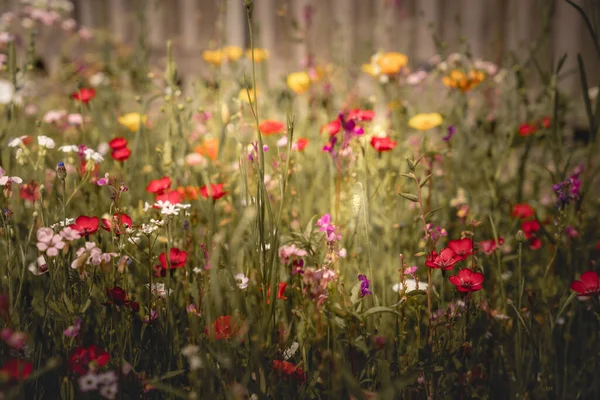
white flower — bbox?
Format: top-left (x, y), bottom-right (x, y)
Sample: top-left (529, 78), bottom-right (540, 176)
top-left (276, 136), bottom-right (288, 148)
top-left (0, 79), bottom-right (14, 104)
top-left (8, 136), bottom-right (27, 147)
top-left (50, 218), bottom-right (75, 229)
top-left (234, 273), bottom-right (249, 289)
top-left (97, 370), bottom-right (117, 386)
top-left (89, 72), bottom-right (107, 87)
top-left (84, 148), bottom-right (104, 163)
top-left (140, 224), bottom-right (158, 234)
top-left (37, 135), bottom-right (56, 149)
top-left (161, 203), bottom-right (179, 216)
top-left (97, 142), bottom-right (110, 155)
top-left (59, 145), bottom-right (79, 153)
top-left (392, 278), bottom-right (428, 294)
top-left (150, 219), bottom-right (165, 226)
top-left (146, 283), bottom-right (172, 298)
top-left (98, 382), bottom-right (118, 400)
top-left (28, 255), bottom-right (48, 275)
top-left (189, 356), bottom-right (202, 370)
top-left (78, 372), bottom-right (99, 392)
top-left (143, 202), bottom-right (153, 212)
top-left (181, 344), bottom-right (199, 358)
top-left (283, 342), bottom-right (299, 360)
top-left (0, 167), bottom-right (22, 185)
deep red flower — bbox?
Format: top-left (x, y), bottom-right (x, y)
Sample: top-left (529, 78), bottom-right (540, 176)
top-left (101, 213), bottom-right (132, 235)
top-left (68, 345), bottom-right (110, 375)
top-left (266, 282), bottom-right (288, 304)
top-left (541, 116), bottom-right (551, 129)
top-left (479, 237), bottom-right (504, 256)
top-left (72, 87), bottom-right (96, 104)
top-left (512, 203), bottom-right (535, 219)
top-left (146, 176), bottom-right (172, 195)
top-left (111, 147), bottom-right (131, 162)
top-left (425, 248), bottom-right (461, 270)
top-left (206, 315), bottom-right (247, 340)
top-left (528, 237), bottom-right (542, 250)
top-left (259, 120), bottom-right (286, 135)
top-left (70, 216), bottom-right (99, 236)
top-left (109, 137), bottom-right (128, 150)
top-left (200, 183), bottom-right (227, 200)
top-left (370, 136), bottom-right (397, 152)
top-left (571, 271), bottom-right (600, 296)
top-left (448, 238), bottom-right (473, 261)
top-left (0, 359), bottom-right (32, 381)
top-left (272, 360), bottom-right (307, 383)
top-left (449, 269), bottom-right (484, 293)
top-left (348, 109), bottom-right (375, 121)
top-left (521, 220), bottom-right (540, 236)
top-left (19, 181), bottom-right (40, 202)
top-left (106, 286), bottom-right (127, 306)
top-left (155, 190), bottom-right (183, 205)
top-left (518, 123), bottom-right (537, 137)
top-left (295, 138), bottom-right (309, 152)
top-left (159, 248), bottom-right (188, 270)
top-left (322, 119), bottom-right (341, 136)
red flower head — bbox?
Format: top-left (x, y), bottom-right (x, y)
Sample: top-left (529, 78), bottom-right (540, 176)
top-left (541, 116), bottom-right (551, 129)
top-left (109, 137), bottom-right (127, 150)
top-left (479, 237), bottom-right (504, 256)
top-left (206, 315), bottom-right (247, 340)
top-left (512, 203), bottom-right (535, 219)
top-left (322, 119), bottom-right (341, 136)
top-left (449, 269), bottom-right (484, 293)
top-left (267, 282), bottom-right (288, 304)
top-left (159, 248), bottom-right (188, 270)
top-left (0, 359), bottom-right (32, 381)
top-left (518, 123), bottom-right (537, 137)
top-left (20, 181), bottom-right (40, 203)
top-left (200, 183), bottom-right (227, 200)
top-left (370, 136), bottom-right (397, 152)
top-left (70, 216), bottom-right (99, 236)
top-left (295, 138), bottom-right (309, 152)
top-left (155, 190), bottom-right (184, 205)
top-left (348, 109), bottom-right (375, 121)
top-left (571, 271), bottom-right (600, 296)
top-left (259, 120), bottom-right (286, 135)
top-left (425, 248), bottom-right (461, 270)
top-left (272, 360), bottom-right (307, 383)
top-left (448, 238), bottom-right (473, 261)
top-left (72, 88), bottom-right (96, 104)
top-left (111, 147), bottom-right (131, 162)
top-left (101, 213), bottom-right (132, 235)
top-left (69, 345), bottom-right (110, 375)
top-left (106, 286), bottom-right (127, 306)
top-left (146, 176), bottom-right (172, 195)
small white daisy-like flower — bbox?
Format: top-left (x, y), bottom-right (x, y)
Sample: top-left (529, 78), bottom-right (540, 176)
top-left (8, 136), bottom-right (27, 147)
top-left (234, 273), bottom-right (249, 289)
top-left (161, 204), bottom-right (180, 216)
top-left (97, 370), bottom-right (117, 386)
top-left (83, 148), bottom-right (104, 163)
top-left (98, 382), bottom-right (118, 400)
top-left (37, 135), bottom-right (56, 149)
top-left (143, 202), bottom-right (153, 213)
top-left (78, 371), bottom-right (99, 392)
top-left (59, 145), bottom-right (79, 153)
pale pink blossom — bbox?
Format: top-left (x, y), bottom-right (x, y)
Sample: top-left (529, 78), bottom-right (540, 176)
top-left (36, 227), bottom-right (66, 257)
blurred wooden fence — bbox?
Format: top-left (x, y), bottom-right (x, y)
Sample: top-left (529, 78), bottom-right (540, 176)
top-left (8, 0), bottom-right (600, 93)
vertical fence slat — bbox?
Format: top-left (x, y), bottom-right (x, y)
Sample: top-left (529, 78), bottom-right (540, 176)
top-left (179, 0), bottom-right (200, 50)
top-left (226, 0), bottom-right (245, 47)
top-left (553, 0), bottom-right (582, 95)
top-left (108, 0), bottom-right (128, 41)
top-left (413, 0), bottom-right (439, 64)
top-left (147, 0), bottom-right (165, 50)
top-left (462, 0), bottom-right (486, 58)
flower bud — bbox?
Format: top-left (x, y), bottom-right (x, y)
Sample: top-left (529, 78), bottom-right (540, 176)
top-left (56, 161), bottom-right (67, 181)
top-left (516, 230), bottom-right (526, 242)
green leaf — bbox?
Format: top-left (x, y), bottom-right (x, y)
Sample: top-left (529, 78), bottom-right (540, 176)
top-left (399, 193), bottom-right (419, 202)
top-left (80, 299), bottom-right (92, 313)
top-left (154, 369), bottom-right (186, 382)
top-left (63, 295), bottom-right (75, 314)
top-left (407, 289), bottom-right (427, 297)
top-left (350, 281), bottom-right (362, 305)
top-left (419, 174), bottom-right (432, 188)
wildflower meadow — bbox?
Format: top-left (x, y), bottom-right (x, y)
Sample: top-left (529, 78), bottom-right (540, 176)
top-left (0, 0), bottom-right (599, 399)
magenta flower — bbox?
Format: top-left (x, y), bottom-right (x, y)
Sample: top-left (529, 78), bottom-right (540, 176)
top-left (358, 274), bottom-right (372, 297)
top-left (316, 213), bottom-right (341, 242)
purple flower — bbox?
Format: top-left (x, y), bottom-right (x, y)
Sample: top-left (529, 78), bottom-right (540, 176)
top-left (358, 274), bottom-right (372, 297)
top-left (553, 167), bottom-right (583, 209)
top-left (442, 125), bottom-right (456, 142)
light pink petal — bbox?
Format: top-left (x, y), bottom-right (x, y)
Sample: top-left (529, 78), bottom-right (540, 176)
top-left (46, 247), bottom-right (58, 257)
top-left (36, 242), bottom-right (49, 251)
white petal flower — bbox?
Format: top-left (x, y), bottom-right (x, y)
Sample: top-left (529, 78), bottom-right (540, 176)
top-left (392, 278), bottom-right (428, 294)
top-left (37, 135), bottom-right (56, 149)
top-left (8, 136), bottom-right (27, 147)
top-left (59, 145), bottom-right (79, 153)
top-left (0, 79), bottom-right (14, 104)
top-left (283, 341), bottom-right (299, 360)
top-left (234, 273), bottom-right (249, 289)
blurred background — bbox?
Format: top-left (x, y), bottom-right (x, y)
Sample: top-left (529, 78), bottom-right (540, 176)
top-left (1, 0), bottom-right (599, 95)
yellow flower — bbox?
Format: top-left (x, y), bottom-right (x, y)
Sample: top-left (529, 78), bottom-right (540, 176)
top-left (377, 52), bottom-right (408, 75)
top-left (246, 48), bottom-right (269, 62)
top-left (362, 63), bottom-right (377, 77)
top-left (202, 49), bottom-right (223, 66)
top-left (442, 69), bottom-right (485, 92)
top-left (118, 113), bottom-right (147, 132)
top-left (287, 72), bottom-right (311, 94)
top-left (408, 113), bottom-right (443, 131)
top-left (238, 88), bottom-right (259, 104)
top-left (223, 46), bottom-right (243, 62)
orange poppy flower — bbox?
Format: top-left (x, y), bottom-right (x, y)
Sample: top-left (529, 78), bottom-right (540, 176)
top-left (259, 120), bottom-right (285, 135)
top-left (194, 138), bottom-right (219, 161)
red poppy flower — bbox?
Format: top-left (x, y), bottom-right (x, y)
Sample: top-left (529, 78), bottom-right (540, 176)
top-left (518, 123), bottom-right (537, 137)
top-left (571, 271), bottom-right (600, 296)
top-left (528, 237), bottom-right (542, 250)
top-left (109, 137), bottom-right (128, 150)
top-left (521, 220), bottom-right (540, 236)
top-left (425, 248), bottom-right (461, 270)
top-left (101, 213), bottom-right (132, 234)
top-left (68, 345), bottom-right (110, 375)
top-left (111, 147), bottom-right (131, 161)
top-left (159, 248), bottom-right (188, 269)
top-left (272, 360), bottom-right (307, 383)
top-left (479, 238), bottom-right (504, 256)
top-left (512, 203), bottom-right (535, 219)
top-left (146, 176), bottom-right (172, 195)
top-left (20, 181), bottom-right (40, 202)
top-left (322, 119), bottom-right (341, 136)
top-left (541, 116), bottom-right (551, 129)
top-left (72, 87), bottom-right (96, 104)
top-left (295, 138), bottom-right (309, 151)
top-left (449, 269), bottom-right (484, 293)
top-left (70, 215), bottom-right (99, 236)
top-left (266, 282), bottom-right (288, 304)
top-left (206, 315), bottom-right (247, 340)
top-left (155, 190), bottom-right (184, 205)
top-left (259, 120), bottom-right (285, 135)
top-left (0, 359), bottom-right (32, 381)
top-left (370, 136), bottom-right (397, 152)
top-left (447, 238), bottom-right (473, 261)
top-left (348, 109), bottom-right (375, 121)
top-left (200, 183), bottom-right (227, 200)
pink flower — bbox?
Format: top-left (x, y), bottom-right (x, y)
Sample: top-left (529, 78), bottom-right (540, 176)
top-left (571, 271), bottom-right (600, 296)
top-left (64, 317), bottom-right (82, 337)
top-left (36, 227), bottom-right (66, 257)
top-left (60, 227), bottom-right (81, 241)
top-left (316, 213), bottom-right (341, 242)
top-left (0, 328), bottom-right (27, 349)
top-left (278, 244), bottom-right (308, 265)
